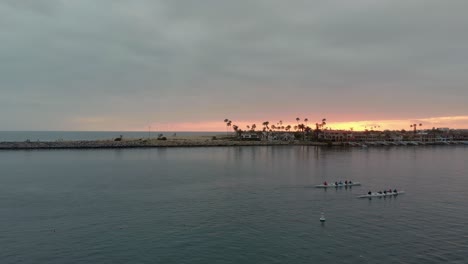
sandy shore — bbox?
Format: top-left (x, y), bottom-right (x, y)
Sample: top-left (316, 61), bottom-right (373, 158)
top-left (0, 135), bottom-right (328, 150)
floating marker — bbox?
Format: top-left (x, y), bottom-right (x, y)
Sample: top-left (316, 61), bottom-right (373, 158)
top-left (320, 212), bottom-right (326, 222)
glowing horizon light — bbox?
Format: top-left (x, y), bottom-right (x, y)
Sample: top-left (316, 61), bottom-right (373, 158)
top-left (139, 115), bottom-right (468, 132)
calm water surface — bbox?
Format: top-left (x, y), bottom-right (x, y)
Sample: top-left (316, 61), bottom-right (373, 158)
top-left (1, 146), bottom-right (467, 263)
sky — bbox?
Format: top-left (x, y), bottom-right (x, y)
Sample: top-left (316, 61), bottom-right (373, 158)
top-left (1, 0), bottom-right (467, 131)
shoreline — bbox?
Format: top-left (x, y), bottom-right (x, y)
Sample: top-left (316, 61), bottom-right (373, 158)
top-left (0, 136), bottom-right (466, 150)
top-left (0, 139), bottom-right (327, 150)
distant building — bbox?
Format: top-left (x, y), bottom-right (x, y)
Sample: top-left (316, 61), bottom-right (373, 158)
top-left (319, 130), bottom-right (354, 141)
top-left (259, 132), bottom-right (294, 141)
top-left (240, 133), bottom-right (261, 141)
top-left (272, 132), bottom-right (294, 141)
top-left (388, 134), bottom-right (403, 142)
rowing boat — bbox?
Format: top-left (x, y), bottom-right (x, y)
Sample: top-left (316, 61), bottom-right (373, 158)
top-left (315, 182), bottom-right (361, 188)
top-left (357, 191), bottom-right (405, 198)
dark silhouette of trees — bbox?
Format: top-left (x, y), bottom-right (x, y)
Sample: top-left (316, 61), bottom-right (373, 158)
top-left (224, 119), bottom-right (231, 135)
top-left (314, 118), bottom-right (327, 139)
top-left (232, 125), bottom-right (244, 138)
top-left (262, 121), bottom-right (270, 131)
top-left (220, 116), bottom-right (334, 142)
top-left (298, 124), bottom-right (305, 132)
top-left (410, 123), bottom-right (422, 134)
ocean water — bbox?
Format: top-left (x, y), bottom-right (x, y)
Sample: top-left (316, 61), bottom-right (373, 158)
top-left (0, 131), bottom-right (222, 142)
top-left (1, 146), bottom-right (467, 263)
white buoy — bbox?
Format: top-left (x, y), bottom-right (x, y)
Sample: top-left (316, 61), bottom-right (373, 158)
top-left (320, 212), bottom-right (326, 222)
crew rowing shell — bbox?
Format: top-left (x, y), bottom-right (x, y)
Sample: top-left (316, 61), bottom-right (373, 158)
top-left (357, 191), bottom-right (405, 198)
top-left (315, 182), bottom-right (361, 188)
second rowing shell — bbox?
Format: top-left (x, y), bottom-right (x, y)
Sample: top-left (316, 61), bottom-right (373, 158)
top-left (357, 191), bottom-right (405, 198)
top-left (315, 182), bottom-right (361, 188)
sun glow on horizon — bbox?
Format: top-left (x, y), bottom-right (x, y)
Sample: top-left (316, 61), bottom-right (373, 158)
top-left (140, 115), bottom-right (468, 132)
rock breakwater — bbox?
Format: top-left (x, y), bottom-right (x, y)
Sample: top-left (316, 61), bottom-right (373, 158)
top-left (0, 139), bottom-right (326, 150)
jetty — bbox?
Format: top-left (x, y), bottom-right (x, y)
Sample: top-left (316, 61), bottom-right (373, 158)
top-left (1, 134), bottom-right (466, 150)
top-left (0, 137), bottom-right (329, 150)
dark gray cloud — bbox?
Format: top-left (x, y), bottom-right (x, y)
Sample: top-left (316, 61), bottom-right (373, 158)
top-left (1, 0), bottom-right (467, 130)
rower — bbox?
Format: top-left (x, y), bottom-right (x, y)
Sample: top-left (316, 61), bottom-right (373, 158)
top-left (383, 190), bottom-right (387, 194)
top-left (345, 180), bottom-right (348, 185)
top-left (323, 181), bottom-right (328, 186)
top-left (335, 181), bottom-right (338, 186)
top-left (368, 191), bottom-right (371, 195)
top-left (393, 189), bottom-right (397, 193)
top-left (349, 180), bottom-right (353, 184)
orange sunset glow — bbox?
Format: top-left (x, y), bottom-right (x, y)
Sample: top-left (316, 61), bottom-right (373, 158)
top-left (145, 115), bottom-right (468, 132)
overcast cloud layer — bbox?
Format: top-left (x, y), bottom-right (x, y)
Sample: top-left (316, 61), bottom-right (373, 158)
top-left (1, 0), bottom-right (467, 130)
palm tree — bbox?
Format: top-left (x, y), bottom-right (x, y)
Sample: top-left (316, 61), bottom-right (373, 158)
top-left (262, 121), bottom-right (270, 131)
top-left (410, 123), bottom-right (423, 134)
top-left (314, 118), bottom-right (327, 139)
top-left (224, 119), bottom-right (230, 135)
top-left (285, 125), bottom-right (291, 132)
top-left (296, 117), bottom-right (300, 124)
top-left (321, 118), bottom-right (327, 128)
top-left (232, 125), bottom-right (243, 138)
top-left (298, 124), bottom-right (306, 140)
top-left (227, 120), bottom-right (232, 136)
top-left (298, 124), bottom-right (305, 132)
top-left (304, 118), bottom-right (308, 127)
top-left (252, 124), bottom-right (256, 131)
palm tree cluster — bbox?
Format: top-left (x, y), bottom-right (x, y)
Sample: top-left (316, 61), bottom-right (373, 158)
top-left (410, 123), bottom-right (422, 134)
top-left (223, 117), bottom-right (328, 141)
top-left (245, 124), bottom-right (257, 132)
top-left (224, 118), bottom-right (245, 137)
top-left (315, 118), bottom-right (326, 130)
